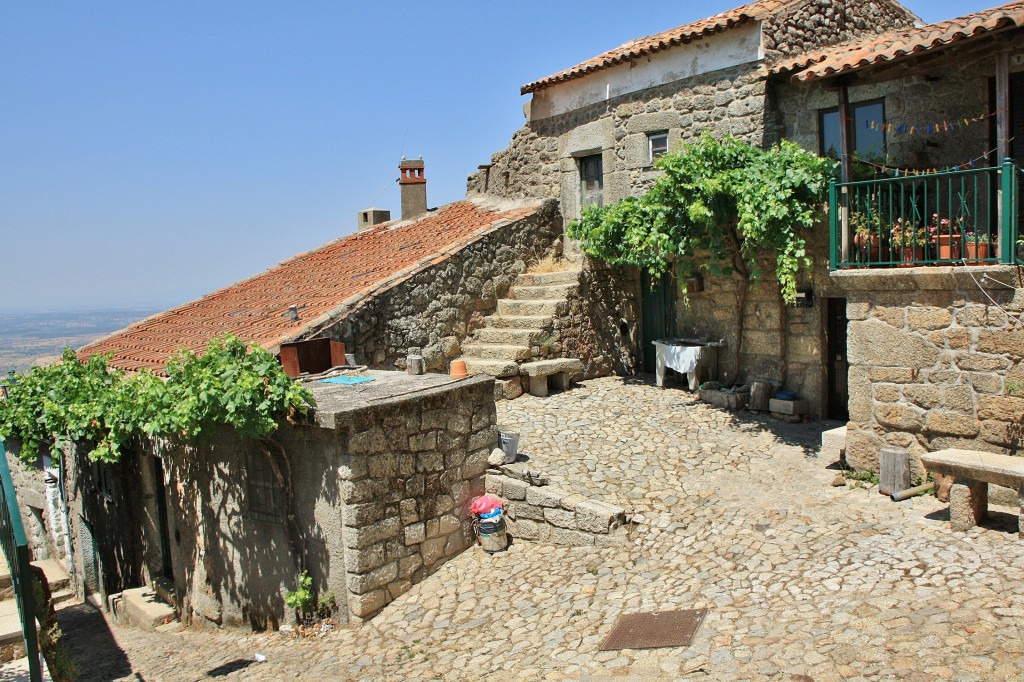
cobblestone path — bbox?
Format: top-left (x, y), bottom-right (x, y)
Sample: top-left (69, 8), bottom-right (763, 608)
top-left (59, 377), bottom-right (1024, 681)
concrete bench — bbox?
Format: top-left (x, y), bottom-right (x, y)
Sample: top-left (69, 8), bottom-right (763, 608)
top-left (519, 359), bottom-right (583, 398)
top-left (920, 449), bottom-right (1024, 537)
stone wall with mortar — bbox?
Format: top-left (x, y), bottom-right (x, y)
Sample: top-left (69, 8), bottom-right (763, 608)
top-left (775, 52), bottom-right (1005, 171)
top-left (833, 266), bottom-right (1024, 479)
top-left (4, 444), bottom-right (69, 567)
top-left (672, 219), bottom-right (839, 415)
top-left (467, 63), bottom-right (772, 215)
top-left (484, 473), bottom-right (627, 546)
top-left (55, 375), bottom-right (496, 629)
top-left (556, 258), bottom-right (642, 379)
top-left (326, 201), bottom-right (562, 373)
top-left (761, 0), bottom-right (917, 63)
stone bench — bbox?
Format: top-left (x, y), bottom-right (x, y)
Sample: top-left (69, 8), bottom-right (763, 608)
top-left (520, 359), bottom-right (583, 398)
top-left (920, 449), bottom-right (1024, 537)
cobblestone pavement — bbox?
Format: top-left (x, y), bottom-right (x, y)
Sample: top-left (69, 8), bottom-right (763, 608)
top-left (59, 377), bottom-right (1024, 681)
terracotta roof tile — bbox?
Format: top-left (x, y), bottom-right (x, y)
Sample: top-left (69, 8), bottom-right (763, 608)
top-left (79, 200), bottom-right (539, 373)
top-left (772, 1), bottom-right (1024, 81)
top-left (521, 0), bottom-right (797, 94)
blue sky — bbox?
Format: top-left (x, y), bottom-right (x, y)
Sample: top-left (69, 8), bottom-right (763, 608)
top-left (0, 0), bottom-right (997, 313)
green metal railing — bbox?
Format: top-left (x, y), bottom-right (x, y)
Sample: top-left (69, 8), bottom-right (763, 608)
top-left (829, 159), bottom-right (1023, 269)
top-left (0, 440), bottom-right (41, 682)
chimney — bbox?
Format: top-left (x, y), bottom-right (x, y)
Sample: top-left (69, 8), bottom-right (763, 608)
top-left (357, 207), bottom-right (391, 231)
top-left (399, 157), bottom-right (427, 220)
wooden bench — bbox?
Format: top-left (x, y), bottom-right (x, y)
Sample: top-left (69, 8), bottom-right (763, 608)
top-left (920, 449), bottom-right (1024, 537)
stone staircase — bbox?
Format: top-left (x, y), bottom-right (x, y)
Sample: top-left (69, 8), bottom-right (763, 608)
top-left (0, 555), bottom-right (72, 665)
top-left (461, 268), bottom-right (584, 400)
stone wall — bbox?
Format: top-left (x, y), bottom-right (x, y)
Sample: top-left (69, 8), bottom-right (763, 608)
top-left (672, 218), bottom-right (839, 413)
top-left (833, 266), bottom-right (1024, 476)
top-left (775, 52), bottom-right (1003, 169)
top-left (467, 63), bottom-right (772, 215)
top-left (484, 473), bottom-right (627, 547)
top-left (557, 258), bottom-right (641, 379)
top-left (3, 444), bottom-right (69, 567)
top-left (329, 200), bottom-right (562, 372)
top-left (52, 374), bottom-right (497, 629)
top-left (762, 0), bottom-right (917, 63)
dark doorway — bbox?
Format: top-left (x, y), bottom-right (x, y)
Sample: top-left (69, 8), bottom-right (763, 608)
top-left (641, 271), bottom-right (674, 374)
top-left (826, 298), bottom-right (849, 421)
top-left (153, 457), bottom-right (173, 579)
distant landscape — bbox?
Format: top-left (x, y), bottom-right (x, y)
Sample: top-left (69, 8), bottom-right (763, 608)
top-left (0, 309), bottom-right (159, 375)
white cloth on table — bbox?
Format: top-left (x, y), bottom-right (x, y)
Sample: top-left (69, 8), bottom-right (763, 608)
top-left (662, 344), bottom-right (702, 374)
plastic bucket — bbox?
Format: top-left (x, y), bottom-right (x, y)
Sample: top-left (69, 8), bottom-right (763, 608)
top-left (498, 429), bottom-right (519, 464)
top-left (478, 517), bottom-right (508, 553)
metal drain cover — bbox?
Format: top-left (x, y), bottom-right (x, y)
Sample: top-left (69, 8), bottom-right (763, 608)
top-left (599, 608), bottom-right (707, 651)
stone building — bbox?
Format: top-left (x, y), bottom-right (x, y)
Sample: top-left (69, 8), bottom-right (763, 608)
top-left (770, 2), bottom-right (1024, 475)
top-left (467, 0), bottom-right (920, 417)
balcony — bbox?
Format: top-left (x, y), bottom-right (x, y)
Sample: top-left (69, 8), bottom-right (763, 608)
top-left (829, 160), bottom-right (1024, 269)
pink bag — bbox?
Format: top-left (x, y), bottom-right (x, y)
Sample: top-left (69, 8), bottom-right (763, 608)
top-left (470, 495), bottom-right (503, 516)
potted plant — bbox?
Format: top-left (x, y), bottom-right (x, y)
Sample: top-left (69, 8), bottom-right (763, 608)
top-left (890, 217), bottom-right (926, 266)
top-left (850, 211), bottom-right (881, 264)
top-left (927, 214), bottom-right (964, 261)
top-left (963, 231), bottom-right (994, 264)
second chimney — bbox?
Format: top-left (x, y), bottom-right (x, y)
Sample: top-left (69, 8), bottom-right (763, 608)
top-left (358, 207), bottom-right (391, 231)
top-left (399, 157), bottom-right (427, 220)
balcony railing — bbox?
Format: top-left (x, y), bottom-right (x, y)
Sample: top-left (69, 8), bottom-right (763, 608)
top-left (829, 159), bottom-right (1023, 269)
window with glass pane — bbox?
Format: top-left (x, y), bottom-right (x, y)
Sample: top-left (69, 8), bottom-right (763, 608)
top-left (819, 99), bottom-right (886, 161)
top-left (579, 154), bottom-right (604, 208)
top-left (648, 132), bottom-right (668, 163)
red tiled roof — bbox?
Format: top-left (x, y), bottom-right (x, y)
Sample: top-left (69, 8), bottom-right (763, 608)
top-left (521, 0), bottom-right (797, 94)
top-left (79, 200), bottom-right (539, 373)
top-left (772, 1), bottom-right (1024, 81)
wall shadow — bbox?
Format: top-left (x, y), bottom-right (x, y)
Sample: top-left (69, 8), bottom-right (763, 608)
top-left (55, 603), bottom-right (133, 681)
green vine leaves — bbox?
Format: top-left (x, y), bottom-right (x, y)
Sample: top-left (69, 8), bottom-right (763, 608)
top-left (0, 336), bottom-right (315, 463)
top-left (567, 134), bottom-right (835, 303)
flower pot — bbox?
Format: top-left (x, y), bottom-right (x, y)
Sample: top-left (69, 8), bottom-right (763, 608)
top-left (934, 234), bottom-right (962, 261)
top-left (897, 246), bottom-right (925, 267)
top-left (854, 233), bottom-right (880, 265)
top-left (964, 241), bottom-right (991, 264)
top-left (449, 359), bottom-right (468, 379)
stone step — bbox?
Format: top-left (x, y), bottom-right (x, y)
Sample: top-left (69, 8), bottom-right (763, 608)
top-left (484, 315), bottom-right (553, 330)
top-left (462, 343), bottom-right (532, 362)
top-left (463, 359), bottom-right (520, 379)
top-left (821, 426), bottom-right (847, 453)
top-left (476, 327), bottom-right (549, 346)
top-left (508, 283), bottom-right (578, 300)
top-left (30, 560), bottom-right (69, 595)
top-left (0, 600), bottom-right (24, 663)
top-left (497, 299), bottom-right (566, 317)
top-left (516, 270), bottom-right (581, 286)
top-left (109, 586), bottom-right (175, 631)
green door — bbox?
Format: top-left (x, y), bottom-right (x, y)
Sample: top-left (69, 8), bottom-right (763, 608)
top-left (641, 271), bottom-right (674, 374)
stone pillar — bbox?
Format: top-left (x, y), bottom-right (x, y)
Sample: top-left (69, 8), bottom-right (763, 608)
top-left (529, 375), bottom-right (549, 398)
top-left (949, 478), bottom-right (987, 532)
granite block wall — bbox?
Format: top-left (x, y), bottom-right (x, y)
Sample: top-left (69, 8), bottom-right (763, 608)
top-left (833, 266), bottom-right (1024, 477)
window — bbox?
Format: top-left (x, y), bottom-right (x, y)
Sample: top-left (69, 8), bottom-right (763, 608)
top-left (579, 154), bottom-right (604, 208)
top-left (246, 451), bottom-right (285, 523)
top-left (648, 132), bottom-right (668, 163)
top-left (93, 462), bottom-right (114, 501)
top-left (819, 99), bottom-right (886, 162)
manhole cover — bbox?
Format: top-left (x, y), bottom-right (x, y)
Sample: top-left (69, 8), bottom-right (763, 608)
top-left (599, 608), bottom-right (707, 651)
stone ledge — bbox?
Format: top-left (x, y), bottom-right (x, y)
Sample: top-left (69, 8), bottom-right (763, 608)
top-left (830, 265), bottom-right (1020, 293)
top-left (485, 473), bottom-right (627, 546)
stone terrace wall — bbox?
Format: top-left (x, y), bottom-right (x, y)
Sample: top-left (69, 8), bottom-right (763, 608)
top-left (330, 201), bottom-right (562, 372)
top-left (833, 266), bottom-right (1024, 476)
top-left (329, 376), bottom-right (496, 620)
top-left (4, 445), bottom-right (68, 567)
top-left (556, 258), bottom-right (642, 379)
top-left (762, 0), bottom-right (917, 63)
